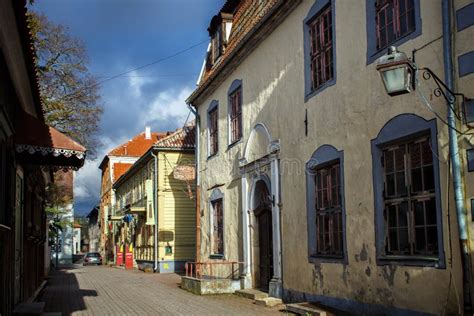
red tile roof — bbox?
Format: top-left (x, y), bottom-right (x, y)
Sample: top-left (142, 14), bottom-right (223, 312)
top-left (113, 163), bottom-right (133, 182)
top-left (108, 132), bottom-right (168, 157)
top-left (155, 122), bottom-right (195, 149)
top-left (15, 110), bottom-right (86, 152)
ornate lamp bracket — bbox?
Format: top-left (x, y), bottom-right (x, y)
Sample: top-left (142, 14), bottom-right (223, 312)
top-left (419, 67), bottom-right (466, 105)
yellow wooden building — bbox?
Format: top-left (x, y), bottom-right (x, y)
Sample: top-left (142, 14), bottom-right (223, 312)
top-left (113, 123), bottom-right (196, 272)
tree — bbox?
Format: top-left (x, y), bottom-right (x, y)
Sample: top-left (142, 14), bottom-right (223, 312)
top-left (45, 171), bottom-right (74, 268)
top-left (28, 12), bottom-right (103, 158)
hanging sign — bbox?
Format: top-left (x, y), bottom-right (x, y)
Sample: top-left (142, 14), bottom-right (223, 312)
top-left (173, 165), bottom-right (195, 181)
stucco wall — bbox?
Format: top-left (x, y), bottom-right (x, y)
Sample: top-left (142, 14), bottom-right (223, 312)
top-left (195, 0), bottom-right (473, 314)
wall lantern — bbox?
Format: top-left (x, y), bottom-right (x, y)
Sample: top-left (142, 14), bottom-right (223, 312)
top-left (376, 46), bottom-right (415, 96)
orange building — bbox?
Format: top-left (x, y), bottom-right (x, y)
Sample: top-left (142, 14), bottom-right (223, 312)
top-left (98, 128), bottom-right (168, 262)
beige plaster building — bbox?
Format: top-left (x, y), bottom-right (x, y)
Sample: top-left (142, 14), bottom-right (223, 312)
top-left (187, 0), bottom-right (474, 314)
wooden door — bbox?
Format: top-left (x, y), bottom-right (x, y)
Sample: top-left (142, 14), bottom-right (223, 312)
top-left (257, 208), bottom-right (273, 291)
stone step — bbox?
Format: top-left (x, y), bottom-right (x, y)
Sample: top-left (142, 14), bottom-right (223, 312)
top-left (286, 302), bottom-right (335, 316)
top-left (13, 302), bottom-right (45, 315)
top-left (255, 297), bottom-right (283, 307)
top-left (235, 289), bottom-right (269, 300)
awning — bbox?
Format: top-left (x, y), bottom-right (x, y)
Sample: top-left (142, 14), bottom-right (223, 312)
top-left (14, 111), bottom-right (86, 169)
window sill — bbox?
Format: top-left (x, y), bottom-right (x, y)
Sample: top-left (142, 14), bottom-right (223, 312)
top-left (377, 255), bottom-right (443, 268)
top-left (227, 139), bottom-right (242, 151)
top-left (305, 78), bottom-right (336, 103)
top-left (207, 153), bottom-right (219, 161)
top-left (308, 254), bottom-right (346, 264)
top-left (209, 254), bottom-right (225, 260)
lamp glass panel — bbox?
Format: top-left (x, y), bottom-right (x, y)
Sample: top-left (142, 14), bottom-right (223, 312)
top-left (382, 67), bottom-right (408, 94)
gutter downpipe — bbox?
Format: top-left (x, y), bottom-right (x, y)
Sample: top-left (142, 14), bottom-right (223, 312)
top-left (442, 0), bottom-right (472, 312)
top-left (188, 103), bottom-right (201, 263)
top-left (151, 148), bottom-right (159, 272)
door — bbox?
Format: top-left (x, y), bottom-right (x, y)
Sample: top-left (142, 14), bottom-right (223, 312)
top-left (257, 208), bottom-right (273, 291)
top-left (14, 172), bottom-right (23, 304)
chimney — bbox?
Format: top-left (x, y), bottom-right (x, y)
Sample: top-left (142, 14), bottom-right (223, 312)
top-left (145, 126), bottom-right (151, 140)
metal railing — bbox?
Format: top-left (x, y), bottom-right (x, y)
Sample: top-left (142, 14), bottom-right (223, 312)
top-left (185, 261), bottom-right (244, 280)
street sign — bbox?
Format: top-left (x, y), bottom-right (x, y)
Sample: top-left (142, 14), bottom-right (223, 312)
top-left (173, 165), bottom-right (195, 181)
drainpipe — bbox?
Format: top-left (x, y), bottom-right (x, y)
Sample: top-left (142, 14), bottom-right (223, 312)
top-left (442, 0), bottom-right (472, 312)
top-left (188, 103), bottom-right (201, 263)
top-left (151, 149), bottom-right (159, 272)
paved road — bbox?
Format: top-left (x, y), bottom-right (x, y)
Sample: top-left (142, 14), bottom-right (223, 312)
top-left (39, 265), bottom-right (285, 315)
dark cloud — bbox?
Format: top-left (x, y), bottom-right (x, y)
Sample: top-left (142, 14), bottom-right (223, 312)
top-left (34, 0), bottom-right (220, 215)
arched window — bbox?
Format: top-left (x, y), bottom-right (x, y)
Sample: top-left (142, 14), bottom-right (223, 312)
top-left (306, 144), bottom-right (346, 263)
top-left (371, 113), bottom-right (445, 267)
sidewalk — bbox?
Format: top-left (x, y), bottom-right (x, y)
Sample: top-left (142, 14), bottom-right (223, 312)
top-left (38, 264), bottom-right (287, 315)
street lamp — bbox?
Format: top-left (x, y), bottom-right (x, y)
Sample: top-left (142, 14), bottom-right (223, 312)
top-left (376, 46), bottom-right (415, 96)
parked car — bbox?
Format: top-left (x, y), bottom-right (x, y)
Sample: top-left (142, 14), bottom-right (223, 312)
top-left (83, 252), bottom-right (102, 266)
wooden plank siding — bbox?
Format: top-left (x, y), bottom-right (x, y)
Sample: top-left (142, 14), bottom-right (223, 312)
top-left (158, 151), bottom-right (195, 261)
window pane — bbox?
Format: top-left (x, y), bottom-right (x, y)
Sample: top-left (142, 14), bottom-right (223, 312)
top-left (411, 167), bottom-right (422, 192)
top-left (396, 171), bottom-right (406, 195)
top-left (386, 173), bottom-right (395, 196)
top-left (414, 200), bottom-right (425, 226)
top-left (394, 147), bottom-right (404, 171)
top-left (423, 166), bottom-right (435, 191)
top-left (385, 150), bottom-right (394, 172)
top-left (399, 227), bottom-right (410, 253)
top-left (422, 140), bottom-right (433, 164)
top-left (411, 143), bottom-right (421, 168)
top-left (427, 227), bottom-right (438, 253)
top-left (415, 227), bottom-right (426, 252)
top-left (389, 228), bottom-right (398, 252)
top-left (398, 202), bottom-right (408, 227)
top-left (387, 205), bottom-right (397, 228)
top-left (425, 199), bottom-right (437, 225)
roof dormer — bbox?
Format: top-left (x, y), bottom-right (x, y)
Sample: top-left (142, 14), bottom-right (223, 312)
top-left (207, 12), bottom-right (233, 68)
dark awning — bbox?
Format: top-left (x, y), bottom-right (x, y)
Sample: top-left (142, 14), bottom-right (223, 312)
top-left (14, 111), bottom-right (86, 169)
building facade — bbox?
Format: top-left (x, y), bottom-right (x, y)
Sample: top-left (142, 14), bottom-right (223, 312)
top-left (87, 206), bottom-right (100, 252)
top-left (98, 128), bottom-right (167, 262)
top-left (113, 124), bottom-right (196, 273)
top-left (187, 0), bottom-right (474, 314)
top-left (0, 1), bottom-right (86, 313)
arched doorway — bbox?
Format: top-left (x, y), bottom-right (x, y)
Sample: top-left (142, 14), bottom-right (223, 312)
top-left (252, 180), bottom-right (273, 291)
top-left (239, 123), bottom-right (282, 298)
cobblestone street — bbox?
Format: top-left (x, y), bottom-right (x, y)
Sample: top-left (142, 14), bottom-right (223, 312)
top-left (39, 265), bottom-right (285, 315)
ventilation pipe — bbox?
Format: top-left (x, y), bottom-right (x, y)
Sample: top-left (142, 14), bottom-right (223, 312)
top-left (151, 149), bottom-right (159, 272)
top-left (188, 104), bottom-right (200, 263)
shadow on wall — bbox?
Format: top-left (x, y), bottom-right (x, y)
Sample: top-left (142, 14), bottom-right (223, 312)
top-left (39, 266), bottom-right (97, 315)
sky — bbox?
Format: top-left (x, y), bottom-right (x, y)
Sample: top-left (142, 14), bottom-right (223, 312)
top-left (32, 0), bottom-right (222, 216)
